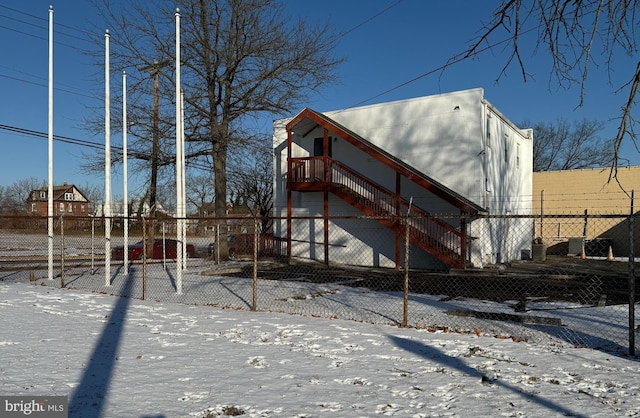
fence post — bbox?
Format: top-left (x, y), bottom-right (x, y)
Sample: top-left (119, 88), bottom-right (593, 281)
top-left (252, 217), bottom-right (259, 311)
top-left (402, 216), bottom-right (410, 327)
top-left (216, 223), bottom-right (220, 264)
top-left (60, 215), bottom-right (64, 288)
top-left (124, 214), bottom-right (129, 277)
top-left (91, 217), bottom-right (95, 274)
top-left (162, 221), bottom-right (167, 271)
top-left (539, 189), bottom-right (544, 240)
top-left (583, 209), bottom-right (588, 239)
top-left (142, 218), bottom-right (147, 301)
top-left (629, 190), bottom-right (636, 356)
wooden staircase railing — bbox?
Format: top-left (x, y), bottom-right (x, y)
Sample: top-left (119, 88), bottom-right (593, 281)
top-left (289, 157), bottom-right (465, 268)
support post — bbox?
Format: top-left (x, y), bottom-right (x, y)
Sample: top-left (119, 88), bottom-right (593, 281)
top-left (395, 172), bottom-right (401, 270)
top-left (142, 218), bottom-right (147, 301)
top-left (629, 190), bottom-right (636, 356)
top-left (460, 215), bottom-right (467, 267)
top-left (402, 199), bottom-right (412, 328)
top-left (286, 129), bottom-right (293, 262)
top-left (402, 216), bottom-right (410, 328)
top-left (60, 215), bottom-right (64, 288)
top-left (323, 129), bottom-right (329, 265)
top-left (91, 218), bottom-right (95, 274)
top-left (539, 189), bottom-right (544, 240)
top-left (252, 218), bottom-right (258, 311)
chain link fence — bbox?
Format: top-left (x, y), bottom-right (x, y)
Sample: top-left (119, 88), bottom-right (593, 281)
top-left (0, 213), bottom-right (637, 356)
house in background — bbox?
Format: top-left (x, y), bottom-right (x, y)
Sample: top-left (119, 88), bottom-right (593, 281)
top-left (27, 182), bottom-right (90, 216)
top-left (533, 166), bottom-right (640, 257)
top-left (273, 88), bottom-right (533, 270)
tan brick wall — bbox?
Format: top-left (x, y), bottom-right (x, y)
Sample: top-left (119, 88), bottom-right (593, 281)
top-left (532, 166), bottom-right (640, 255)
top-left (533, 166), bottom-right (639, 215)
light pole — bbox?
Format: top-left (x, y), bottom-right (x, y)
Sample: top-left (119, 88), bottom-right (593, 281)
top-left (175, 8), bottom-right (184, 294)
top-left (47, 6), bottom-right (54, 281)
top-left (104, 29), bottom-right (112, 286)
top-left (122, 70), bottom-right (129, 275)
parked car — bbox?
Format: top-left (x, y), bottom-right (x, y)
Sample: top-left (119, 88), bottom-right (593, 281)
top-left (207, 234), bottom-right (286, 259)
top-left (112, 239), bottom-right (195, 260)
top-left (207, 235), bottom-right (240, 258)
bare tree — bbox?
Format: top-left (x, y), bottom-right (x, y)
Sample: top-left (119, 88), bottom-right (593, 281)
top-left (186, 173), bottom-right (215, 216)
top-left (85, 0), bottom-right (342, 258)
top-left (463, 0), bottom-right (640, 179)
top-left (79, 182), bottom-right (105, 215)
top-left (228, 136), bottom-right (274, 233)
top-left (0, 185), bottom-right (7, 215)
top-left (3, 178), bottom-right (45, 214)
top-left (526, 118), bottom-right (612, 171)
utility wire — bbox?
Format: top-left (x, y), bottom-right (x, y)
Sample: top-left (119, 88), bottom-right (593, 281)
top-left (0, 73), bottom-right (98, 100)
top-left (334, 0), bottom-right (403, 41)
top-left (0, 5), bottom-right (96, 40)
top-left (348, 24), bottom-right (541, 108)
top-left (0, 123), bottom-right (213, 172)
top-left (0, 124), bottom-right (113, 152)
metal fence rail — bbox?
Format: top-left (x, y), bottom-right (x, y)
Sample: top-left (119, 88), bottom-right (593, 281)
top-left (0, 213), bottom-right (637, 357)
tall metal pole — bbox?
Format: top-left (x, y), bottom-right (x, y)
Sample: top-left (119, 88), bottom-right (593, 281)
top-left (123, 71), bottom-right (129, 275)
top-left (180, 89), bottom-right (187, 270)
top-left (104, 29), bottom-right (112, 286)
top-left (47, 6), bottom-right (54, 281)
top-left (175, 8), bottom-right (183, 294)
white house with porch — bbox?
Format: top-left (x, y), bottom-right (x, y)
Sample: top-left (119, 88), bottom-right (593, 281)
top-left (273, 88), bottom-right (533, 269)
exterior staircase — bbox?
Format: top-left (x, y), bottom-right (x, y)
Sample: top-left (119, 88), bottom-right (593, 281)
top-left (289, 156), bottom-right (465, 268)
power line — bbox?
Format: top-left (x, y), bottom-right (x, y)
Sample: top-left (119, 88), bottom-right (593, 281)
top-left (0, 21), bottom-right (85, 51)
top-left (0, 123), bottom-right (112, 152)
top-left (0, 5), bottom-right (96, 40)
top-left (0, 6), bottom-right (101, 100)
top-left (0, 123), bottom-right (213, 172)
top-left (335, 0), bottom-right (403, 41)
top-left (347, 24), bottom-right (541, 108)
top-left (0, 2), bottom-right (539, 133)
top-left (0, 73), bottom-right (98, 100)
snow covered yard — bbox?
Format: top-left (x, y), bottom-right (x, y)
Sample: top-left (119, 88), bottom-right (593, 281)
top-left (0, 281), bottom-right (638, 417)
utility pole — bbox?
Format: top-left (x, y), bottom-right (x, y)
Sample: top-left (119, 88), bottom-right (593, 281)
top-left (140, 60), bottom-right (170, 257)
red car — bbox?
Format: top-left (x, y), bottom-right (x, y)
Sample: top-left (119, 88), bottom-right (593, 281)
top-left (111, 239), bottom-right (195, 260)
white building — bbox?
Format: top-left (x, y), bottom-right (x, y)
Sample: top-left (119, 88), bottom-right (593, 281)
top-left (273, 88), bottom-right (533, 269)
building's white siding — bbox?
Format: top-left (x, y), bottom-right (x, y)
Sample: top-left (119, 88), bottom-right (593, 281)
top-left (273, 88), bottom-right (533, 268)
top-left (323, 89), bottom-right (486, 206)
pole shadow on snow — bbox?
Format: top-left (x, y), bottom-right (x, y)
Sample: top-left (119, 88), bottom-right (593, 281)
top-left (321, 292), bottom-right (401, 325)
top-left (68, 272), bottom-right (165, 418)
top-left (64, 264), bottom-right (124, 289)
top-left (220, 279), bottom-right (252, 308)
top-left (164, 266), bottom-right (177, 291)
top-left (406, 293), bottom-right (637, 358)
top-left (388, 335), bottom-right (588, 418)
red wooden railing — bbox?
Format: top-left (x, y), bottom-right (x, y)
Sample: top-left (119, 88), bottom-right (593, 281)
top-left (289, 157), bottom-right (465, 267)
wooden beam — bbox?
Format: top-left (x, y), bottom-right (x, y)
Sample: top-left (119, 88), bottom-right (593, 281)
top-left (286, 128), bottom-right (292, 261)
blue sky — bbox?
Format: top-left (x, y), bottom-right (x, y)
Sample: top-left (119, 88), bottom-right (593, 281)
top-left (1, 0), bottom-right (638, 197)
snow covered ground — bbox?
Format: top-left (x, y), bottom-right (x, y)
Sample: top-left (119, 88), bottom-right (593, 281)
top-left (1, 280), bottom-right (639, 417)
top-left (7, 257), bottom-right (636, 356)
